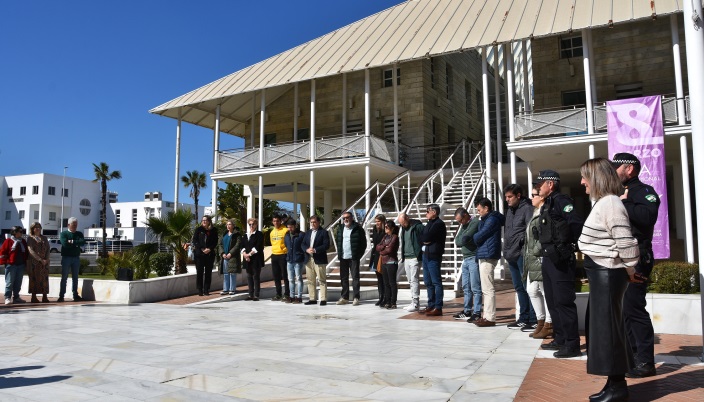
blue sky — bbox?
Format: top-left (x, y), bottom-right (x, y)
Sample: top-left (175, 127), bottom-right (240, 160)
top-left (0, 0), bottom-right (400, 206)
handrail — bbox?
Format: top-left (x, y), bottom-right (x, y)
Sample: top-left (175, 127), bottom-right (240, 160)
top-left (401, 139), bottom-right (468, 220)
top-left (324, 180), bottom-right (379, 232)
top-left (361, 169), bottom-right (411, 223)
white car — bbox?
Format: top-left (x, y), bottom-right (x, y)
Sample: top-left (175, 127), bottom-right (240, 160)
top-left (48, 239), bottom-right (62, 253)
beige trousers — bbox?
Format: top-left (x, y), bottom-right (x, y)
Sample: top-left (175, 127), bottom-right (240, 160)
top-left (478, 259), bottom-right (497, 321)
top-left (306, 259), bottom-right (327, 301)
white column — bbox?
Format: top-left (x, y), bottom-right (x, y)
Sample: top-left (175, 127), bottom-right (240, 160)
top-left (683, 0), bottom-right (704, 355)
top-left (293, 82), bottom-right (299, 141)
top-left (393, 63), bottom-right (399, 164)
top-left (309, 170), bottom-right (315, 217)
top-left (365, 69), bottom-right (371, 211)
top-left (506, 43), bottom-right (517, 183)
top-left (342, 73), bottom-right (347, 134)
top-left (259, 89), bottom-right (266, 168)
top-left (174, 108), bottom-right (182, 207)
top-left (257, 176), bottom-right (264, 230)
top-left (482, 47), bottom-right (492, 194)
top-left (588, 144), bottom-right (595, 159)
top-left (212, 105), bottom-right (221, 218)
top-left (582, 29), bottom-right (595, 134)
top-left (587, 29), bottom-right (597, 103)
top-left (671, 15), bottom-right (687, 125)
top-left (522, 40), bottom-right (531, 112)
top-left (310, 79), bottom-right (316, 162)
top-left (342, 176), bottom-right (347, 209)
top-left (250, 95), bottom-right (256, 147)
top-left (293, 182), bottom-right (298, 220)
top-left (680, 136), bottom-right (694, 263)
top-left (526, 166), bottom-right (533, 193)
top-left (324, 190), bottom-right (332, 227)
top-left (494, 46), bottom-right (504, 213)
top-left (245, 185), bottom-right (254, 220)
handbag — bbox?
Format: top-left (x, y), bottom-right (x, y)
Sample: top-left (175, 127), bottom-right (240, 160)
top-left (376, 254), bottom-right (383, 273)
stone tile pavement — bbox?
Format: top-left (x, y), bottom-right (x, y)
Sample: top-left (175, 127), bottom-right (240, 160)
top-left (1, 282), bottom-right (701, 401)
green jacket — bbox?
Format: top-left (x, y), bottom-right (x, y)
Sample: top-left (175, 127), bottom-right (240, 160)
top-left (454, 217), bottom-right (479, 258)
top-left (335, 222), bottom-right (367, 261)
top-left (217, 230), bottom-right (243, 274)
top-left (60, 230), bottom-right (85, 257)
top-left (523, 211), bottom-right (543, 282)
top-left (399, 219), bottom-right (423, 262)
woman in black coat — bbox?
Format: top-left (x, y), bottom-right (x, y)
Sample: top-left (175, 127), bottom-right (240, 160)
top-left (369, 214), bottom-right (386, 307)
top-left (241, 218), bottom-right (265, 300)
top-left (191, 215), bottom-right (218, 296)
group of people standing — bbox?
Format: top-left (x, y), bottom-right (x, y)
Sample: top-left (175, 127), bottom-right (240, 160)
top-left (0, 217), bottom-right (86, 305)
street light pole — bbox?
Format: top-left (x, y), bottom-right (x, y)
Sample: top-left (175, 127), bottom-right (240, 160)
top-left (60, 166), bottom-right (67, 233)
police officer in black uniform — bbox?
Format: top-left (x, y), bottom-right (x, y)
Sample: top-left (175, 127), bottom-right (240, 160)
top-left (612, 153), bottom-right (660, 378)
top-left (534, 170), bottom-right (584, 358)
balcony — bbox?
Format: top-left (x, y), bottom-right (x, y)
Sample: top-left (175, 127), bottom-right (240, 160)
top-left (514, 95), bottom-right (690, 141)
top-left (217, 133), bottom-right (397, 172)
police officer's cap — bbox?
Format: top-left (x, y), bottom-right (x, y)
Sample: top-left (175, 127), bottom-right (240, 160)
top-left (533, 169), bottom-right (560, 184)
top-left (611, 152), bottom-right (641, 170)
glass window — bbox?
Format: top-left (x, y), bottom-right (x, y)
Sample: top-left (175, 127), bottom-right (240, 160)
top-left (48, 186), bottom-right (56, 196)
top-left (4, 211), bottom-right (10, 220)
top-left (430, 58), bottom-right (435, 89)
top-left (6, 188), bottom-right (12, 196)
top-left (264, 133), bottom-right (276, 146)
top-left (115, 209), bottom-right (121, 225)
top-left (132, 209), bottom-right (138, 227)
top-left (63, 188), bottom-right (69, 197)
top-left (32, 185), bottom-right (39, 195)
top-left (20, 187), bottom-right (26, 196)
top-left (33, 210), bottom-right (39, 220)
top-left (465, 81), bottom-right (471, 114)
top-left (49, 212), bottom-right (56, 221)
top-left (560, 36), bottom-right (583, 59)
top-left (382, 68), bottom-right (400, 88)
top-left (445, 64), bottom-right (453, 99)
top-left (19, 210), bottom-right (25, 219)
top-left (296, 128), bottom-right (309, 142)
top-left (79, 199), bottom-right (91, 216)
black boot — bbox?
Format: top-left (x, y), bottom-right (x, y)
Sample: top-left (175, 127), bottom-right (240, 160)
top-left (589, 379), bottom-right (610, 401)
top-left (590, 379), bottom-right (628, 402)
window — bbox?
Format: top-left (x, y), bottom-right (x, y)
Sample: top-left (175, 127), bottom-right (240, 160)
top-left (32, 185), bottom-right (39, 195)
top-left (614, 82), bottom-right (643, 100)
top-left (62, 218), bottom-right (68, 228)
top-left (20, 187), bottom-right (26, 196)
top-left (445, 64), bottom-right (453, 99)
top-left (430, 58), bottom-right (435, 89)
top-left (63, 188), bottom-right (69, 197)
top-left (48, 186), bottom-right (56, 196)
top-left (264, 133), bottom-right (276, 146)
top-left (6, 188), bottom-right (11, 196)
top-left (49, 212), bottom-right (56, 221)
top-left (296, 128), bottom-right (309, 142)
top-left (132, 209), bottom-right (138, 227)
top-left (79, 199), bottom-right (91, 216)
top-left (382, 68), bottom-right (400, 88)
top-left (5, 211), bottom-right (10, 220)
top-left (477, 89), bottom-right (483, 121)
top-left (465, 81), bottom-right (472, 114)
top-left (560, 36), bottom-right (583, 59)
top-left (562, 90), bottom-right (586, 107)
top-left (33, 211), bottom-right (39, 220)
top-left (383, 117), bottom-right (402, 142)
top-left (346, 120), bottom-right (363, 134)
top-left (115, 210), bottom-right (121, 225)
top-left (19, 210), bottom-right (25, 220)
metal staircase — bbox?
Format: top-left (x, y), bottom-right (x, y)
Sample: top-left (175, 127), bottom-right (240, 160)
top-left (323, 139), bottom-right (496, 300)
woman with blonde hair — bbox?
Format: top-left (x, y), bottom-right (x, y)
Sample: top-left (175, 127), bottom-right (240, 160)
top-left (578, 157), bottom-right (641, 402)
top-left (27, 222), bottom-right (50, 303)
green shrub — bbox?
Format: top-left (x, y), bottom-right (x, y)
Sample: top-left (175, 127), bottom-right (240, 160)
top-left (79, 258), bottom-right (90, 275)
top-left (150, 252), bottom-right (173, 277)
top-left (648, 261), bottom-right (700, 294)
top-left (106, 252), bottom-right (137, 279)
top-left (131, 243), bottom-right (160, 280)
top-left (262, 226), bottom-right (272, 246)
top-left (96, 257), bottom-right (110, 275)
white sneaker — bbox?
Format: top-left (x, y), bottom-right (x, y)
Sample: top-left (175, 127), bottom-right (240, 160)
top-left (336, 298), bottom-right (348, 305)
top-left (352, 298), bottom-right (360, 306)
top-left (404, 303), bottom-right (419, 311)
top-left (4, 298), bottom-right (11, 305)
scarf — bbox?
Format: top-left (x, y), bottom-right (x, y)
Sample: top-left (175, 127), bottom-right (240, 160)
top-left (11, 236), bottom-right (25, 252)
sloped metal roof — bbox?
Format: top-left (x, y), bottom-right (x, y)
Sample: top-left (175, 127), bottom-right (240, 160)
top-left (150, 0), bottom-right (687, 135)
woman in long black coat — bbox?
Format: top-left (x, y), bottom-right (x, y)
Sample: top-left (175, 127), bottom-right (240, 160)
top-left (369, 214), bottom-right (386, 306)
top-left (191, 215), bottom-right (218, 296)
top-left (241, 218), bottom-right (265, 300)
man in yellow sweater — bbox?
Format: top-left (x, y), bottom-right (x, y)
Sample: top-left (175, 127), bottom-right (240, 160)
top-left (270, 214), bottom-right (290, 302)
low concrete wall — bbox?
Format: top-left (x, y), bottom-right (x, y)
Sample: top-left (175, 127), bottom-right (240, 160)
top-left (575, 292), bottom-right (702, 336)
top-left (19, 267), bottom-right (274, 304)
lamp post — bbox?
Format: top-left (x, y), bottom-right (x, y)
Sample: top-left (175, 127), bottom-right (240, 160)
top-left (60, 166), bottom-right (67, 233)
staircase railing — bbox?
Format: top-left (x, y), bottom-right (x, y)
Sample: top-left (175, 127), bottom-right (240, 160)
top-left (362, 169), bottom-right (414, 224)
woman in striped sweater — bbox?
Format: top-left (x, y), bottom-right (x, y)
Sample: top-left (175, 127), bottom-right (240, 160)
top-left (578, 158), bottom-right (641, 402)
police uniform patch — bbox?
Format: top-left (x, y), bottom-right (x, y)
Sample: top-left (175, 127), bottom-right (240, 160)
top-left (645, 194), bottom-right (657, 203)
top-left (563, 204), bottom-right (573, 213)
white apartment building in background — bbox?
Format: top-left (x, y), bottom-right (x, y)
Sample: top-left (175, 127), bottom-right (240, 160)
top-left (1, 173), bottom-right (109, 236)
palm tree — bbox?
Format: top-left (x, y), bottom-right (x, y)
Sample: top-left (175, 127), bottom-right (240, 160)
top-left (93, 162), bottom-right (122, 258)
top-left (145, 208), bottom-right (194, 274)
top-left (181, 170), bottom-right (207, 222)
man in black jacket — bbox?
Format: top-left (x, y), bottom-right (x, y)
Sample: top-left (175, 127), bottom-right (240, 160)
top-left (613, 153), bottom-right (660, 378)
top-left (503, 184), bottom-right (537, 330)
top-left (419, 204), bottom-right (447, 316)
top-left (335, 211), bottom-right (367, 306)
top-left (302, 215), bottom-right (330, 306)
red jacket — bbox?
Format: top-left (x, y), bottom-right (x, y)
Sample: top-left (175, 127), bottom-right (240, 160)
top-left (375, 234), bottom-right (399, 265)
top-left (0, 238), bottom-right (28, 265)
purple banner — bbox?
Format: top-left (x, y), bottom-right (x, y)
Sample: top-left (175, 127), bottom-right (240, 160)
top-left (607, 96), bottom-right (669, 259)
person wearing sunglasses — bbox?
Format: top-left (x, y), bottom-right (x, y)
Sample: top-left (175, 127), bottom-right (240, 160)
top-left (418, 204), bottom-right (447, 316)
top-left (191, 215), bottom-right (218, 296)
top-left (242, 218), bottom-right (264, 300)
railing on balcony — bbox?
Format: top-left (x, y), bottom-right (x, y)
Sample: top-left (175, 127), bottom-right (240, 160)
top-left (217, 133), bottom-right (395, 172)
top-left (515, 95), bottom-right (690, 140)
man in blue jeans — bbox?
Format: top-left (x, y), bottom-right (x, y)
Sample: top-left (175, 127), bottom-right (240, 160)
top-left (59, 217), bottom-right (85, 302)
top-left (419, 204), bottom-right (446, 316)
top-left (452, 208), bottom-right (482, 322)
top-left (503, 184), bottom-right (537, 330)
